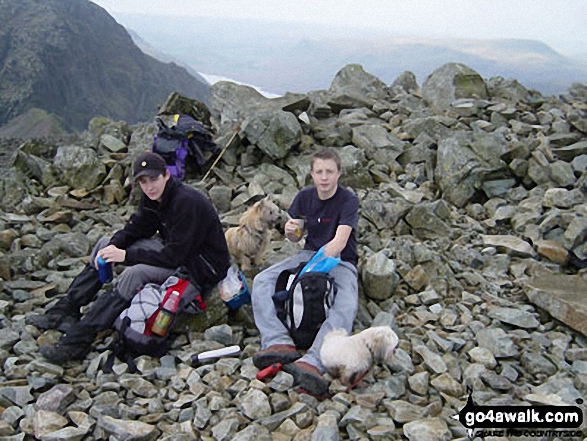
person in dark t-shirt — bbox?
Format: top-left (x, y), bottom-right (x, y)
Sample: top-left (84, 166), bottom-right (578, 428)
top-left (252, 148), bottom-right (359, 397)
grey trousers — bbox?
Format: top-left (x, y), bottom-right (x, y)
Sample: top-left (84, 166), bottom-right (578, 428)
top-left (92, 237), bottom-right (176, 301)
top-left (252, 250), bottom-right (358, 372)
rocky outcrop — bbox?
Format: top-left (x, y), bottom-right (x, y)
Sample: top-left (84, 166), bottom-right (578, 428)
top-left (1, 63), bottom-right (587, 440)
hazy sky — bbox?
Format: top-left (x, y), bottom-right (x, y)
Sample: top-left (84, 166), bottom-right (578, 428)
top-left (91, 0), bottom-right (586, 56)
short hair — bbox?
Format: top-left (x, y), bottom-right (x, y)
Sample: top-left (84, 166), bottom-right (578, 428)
top-left (311, 147), bottom-right (341, 171)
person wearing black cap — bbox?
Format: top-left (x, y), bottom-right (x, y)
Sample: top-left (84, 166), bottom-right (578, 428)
top-left (31, 152), bottom-right (231, 364)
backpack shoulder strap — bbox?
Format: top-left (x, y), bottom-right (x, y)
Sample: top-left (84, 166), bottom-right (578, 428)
top-left (104, 317), bottom-right (139, 374)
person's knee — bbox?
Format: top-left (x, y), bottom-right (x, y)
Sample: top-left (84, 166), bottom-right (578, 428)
top-left (253, 269), bottom-right (274, 291)
top-left (116, 266), bottom-right (147, 300)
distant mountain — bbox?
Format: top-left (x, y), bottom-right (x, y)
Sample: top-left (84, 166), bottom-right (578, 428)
top-left (0, 0), bottom-right (209, 134)
top-left (127, 28), bottom-right (210, 86)
top-left (117, 13), bottom-right (587, 97)
top-left (264, 37), bottom-right (587, 96)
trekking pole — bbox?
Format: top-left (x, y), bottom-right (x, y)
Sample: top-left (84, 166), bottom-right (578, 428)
top-left (201, 123), bottom-right (241, 183)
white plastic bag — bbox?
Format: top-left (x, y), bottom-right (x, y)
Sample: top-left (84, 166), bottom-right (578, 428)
top-left (218, 265), bottom-right (242, 301)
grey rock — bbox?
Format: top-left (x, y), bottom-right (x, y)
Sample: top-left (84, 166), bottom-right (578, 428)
top-left (475, 328), bottom-right (518, 358)
top-left (481, 234), bottom-right (536, 258)
top-left (430, 372), bottom-right (464, 397)
top-left (520, 352), bottom-right (558, 377)
top-left (391, 71), bottom-right (420, 95)
top-left (525, 274), bottom-right (587, 337)
top-left (33, 410), bottom-right (68, 439)
top-left (34, 385), bottom-right (75, 414)
top-left (422, 63), bottom-right (488, 113)
top-left (487, 307), bottom-right (540, 329)
top-left (337, 145), bottom-right (373, 189)
top-left (233, 424), bottom-right (272, 441)
top-left (405, 204), bottom-right (451, 240)
top-left (257, 402), bottom-right (307, 431)
top-left (552, 140), bottom-right (587, 161)
top-left (435, 131), bottom-right (508, 207)
top-left (53, 145), bottom-right (106, 189)
top-left (361, 251), bottom-right (399, 301)
top-left (241, 110), bottom-right (301, 160)
top-left (403, 417), bottom-right (452, 441)
top-left (204, 324), bottom-right (234, 346)
top-left (413, 344), bottom-right (447, 374)
top-left (329, 64), bottom-right (390, 104)
top-left (98, 415), bottom-right (159, 441)
top-left (118, 377), bottom-right (158, 398)
top-left (212, 418), bottom-right (240, 441)
top-left (384, 400), bottom-right (427, 423)
top-left (99, 134), bottom-right (126, 153)
top-left (237, 389), bottom-right (271, 420)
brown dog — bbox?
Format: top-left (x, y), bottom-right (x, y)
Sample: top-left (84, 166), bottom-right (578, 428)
top-left (225, 197), bottom-right (283, 271)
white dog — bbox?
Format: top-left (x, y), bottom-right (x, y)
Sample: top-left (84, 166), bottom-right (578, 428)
top-left (320, 326), bottom-right (399, 386)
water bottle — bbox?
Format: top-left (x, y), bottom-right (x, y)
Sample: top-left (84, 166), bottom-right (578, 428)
top-left (151, 290), bottom-right (181, 337)
top-left (97, 256), bottom-right (113, 283)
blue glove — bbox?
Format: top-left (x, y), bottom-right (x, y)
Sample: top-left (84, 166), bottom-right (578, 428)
top-left (300, 245), bottom-right (341, 275)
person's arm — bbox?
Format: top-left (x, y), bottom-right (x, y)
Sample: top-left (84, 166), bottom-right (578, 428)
top-left (125, 197), bottom-right (214, 269)
top-left (109, 203), bottom-right (158, 251)
top-left (323, 190), bottom-right (358, 257)
top-left (323, 225), bottom-right (352, 257)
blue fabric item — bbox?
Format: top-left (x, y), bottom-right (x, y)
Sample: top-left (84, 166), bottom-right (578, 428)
top-left (300, 246), bottom-right (340, 275)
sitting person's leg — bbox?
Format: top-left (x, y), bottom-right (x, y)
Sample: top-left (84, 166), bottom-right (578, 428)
top-left (285, 261), bottom-right (358, 397)
top-left (40, 263), bottom-right (176, 364)
top-left (251, 250), bottom-right (315, 369)
top-left (27, 236), bottom-right (111, 331)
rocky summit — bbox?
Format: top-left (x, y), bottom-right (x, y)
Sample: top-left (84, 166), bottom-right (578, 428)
top-left (1, 62), bottom-right (587, 440)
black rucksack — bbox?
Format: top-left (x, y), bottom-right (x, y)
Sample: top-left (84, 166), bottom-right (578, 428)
top-left (152, 114), bottom-right (220, 179)
top-left (105, 273), bottom-right (206, 372)
top-left (272, 263), bottom-right (337, 350)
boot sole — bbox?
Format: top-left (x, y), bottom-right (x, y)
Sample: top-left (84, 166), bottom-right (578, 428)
top-left (283, 363), bottom-right (330, 398)
top-left (253, 351), bottom-right (301, 370)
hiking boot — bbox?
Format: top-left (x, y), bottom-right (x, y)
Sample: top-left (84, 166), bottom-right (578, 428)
top-left (26, 296), bottom-right (81, 332)
top-left (284, 361), bottom-right (330, 398)
top-left (26, 313), bottom-right (80, 332)
top-left (40, 341), bottom-right (91, 365)
top-left (253, 344), bottom-right (301, 370)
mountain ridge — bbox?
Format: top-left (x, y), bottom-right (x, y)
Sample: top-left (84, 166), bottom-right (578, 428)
top-left (116, 12), bottom-right (587, 97)
top-left (0, 0), bottom-right (210, 134)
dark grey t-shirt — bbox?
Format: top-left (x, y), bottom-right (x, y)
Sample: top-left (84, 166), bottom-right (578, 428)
top-left (288, 186), bottom-right (359, 266)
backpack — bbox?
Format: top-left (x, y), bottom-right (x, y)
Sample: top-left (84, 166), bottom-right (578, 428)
top-left (106, 273), bottom-right (206, 372)
top-left (152, 114), bottom-right (220, 180)
top-left (272, 262), bottom-right (337, 350)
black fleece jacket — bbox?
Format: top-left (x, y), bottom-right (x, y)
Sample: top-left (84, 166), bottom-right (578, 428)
top-left (109, 177), bottom-right (230, 287)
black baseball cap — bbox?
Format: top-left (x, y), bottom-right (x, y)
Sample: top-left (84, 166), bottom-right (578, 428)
top-left (133, 152), bottom-right (167, 180)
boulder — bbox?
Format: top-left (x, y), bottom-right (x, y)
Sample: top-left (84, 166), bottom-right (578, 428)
top-left (525, 274), bottom-right (587, 337)
top-left (53, 145), bottom-right (106, 190)
top-left (361, 251), bottom-right (400, 300)
top-left (241, 110), bottom-right (302, 160)
top-left (328, 64), bottom-right (390, 109)
top-left (422, 63), bottom-right (488, 113)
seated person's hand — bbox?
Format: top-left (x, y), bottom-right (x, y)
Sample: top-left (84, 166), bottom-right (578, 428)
top-left (284, 219), bottom-right (304, 242)
top-left (95, 245), bottom-right (126, 268)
